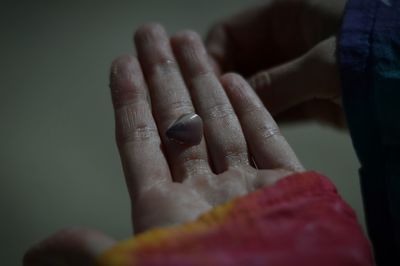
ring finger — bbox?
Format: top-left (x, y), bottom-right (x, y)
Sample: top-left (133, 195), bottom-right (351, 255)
top-left (171, 31), bottom-right (249, 173)
top-left (134, 23), bottom-right (212, 181)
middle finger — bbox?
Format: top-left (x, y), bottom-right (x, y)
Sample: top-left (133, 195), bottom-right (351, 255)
top-left (134, 24), bottom-right (211, 182)
top-left (171, 31), bottom-right (249, 173)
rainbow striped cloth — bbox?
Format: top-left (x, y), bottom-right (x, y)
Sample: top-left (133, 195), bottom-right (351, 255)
top-left (97, 172), bottom-right (373, 266)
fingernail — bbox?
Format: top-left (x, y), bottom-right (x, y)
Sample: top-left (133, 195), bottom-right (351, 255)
top-left (248, 72), bottom-right (271, 91)
top-left (166, 113), bottom-right (203, 145)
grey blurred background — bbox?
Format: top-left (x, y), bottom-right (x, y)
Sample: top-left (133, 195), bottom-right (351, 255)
top-left (0, 1), bottom-right (364, 265)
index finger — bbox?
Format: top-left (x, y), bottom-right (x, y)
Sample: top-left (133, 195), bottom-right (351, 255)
top-left (110, 55), bottom-right (171, 198)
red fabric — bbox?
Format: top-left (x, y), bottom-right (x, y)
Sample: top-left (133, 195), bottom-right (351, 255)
top-left (98, 172), bottom-right (374, 266)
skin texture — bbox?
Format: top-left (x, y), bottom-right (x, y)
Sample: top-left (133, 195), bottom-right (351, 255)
top-left (206, 0), bottom-right (348, 128)
top-left (23, 24), bottom-right (304, 266)
top-left (24, 0), bottom-right (350, 263)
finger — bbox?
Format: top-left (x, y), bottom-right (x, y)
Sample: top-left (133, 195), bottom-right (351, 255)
top-left (249, 37), bottom-right (341, 117)
top-left (23, 228), bottom-right (115, 266)
top-left (134, 24), bottom-right (211, 181)
top-left (275, 99), bottom-right (347, 129)
top-left (205, 23), bottom-right (234, 72)
top-left (171, 31), bottom-right (249, 173)
top-left (221, 73), bottom-right (303, 171)
top-left (110, 55), bottom-right (171, 198)
top-left (205, 1), bottom-right (310, 75)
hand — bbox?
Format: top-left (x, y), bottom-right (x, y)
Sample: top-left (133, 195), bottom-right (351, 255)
top-left (206, 0), bottom-right (347, 128)
top-left (23, 24), bottom-right (303, 265)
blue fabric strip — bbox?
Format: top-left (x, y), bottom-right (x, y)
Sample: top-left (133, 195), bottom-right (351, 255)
top-left (339, 0), bottom-right (400, 264)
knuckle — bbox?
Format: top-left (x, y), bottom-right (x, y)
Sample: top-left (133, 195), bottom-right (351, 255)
top-left (180, 150), bottom-right (210, 177)
top-left (204, 102), bottom-right (235, 121)
top-left (151, 58), bottom-right (179, 77)
top-left (224, 148), bottom-right (248, 165)
top-left (182, 154), bottom-right (208, 165)
top-left (242, 105), bottom-right (265, 119)
top-left (169, 99), bottom-right (194, 112)
top-left (256, 125), bottom-right (281, 140)
top-left (158, 99), bottom-right (194, 122)
top-left (117, 125), bottom-right (159, 144)
top-left (116, 105), bottom-right (159, 144)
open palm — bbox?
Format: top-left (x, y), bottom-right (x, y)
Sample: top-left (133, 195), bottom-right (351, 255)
top-left (117, 24), bottom-right (303, 233)
top-left (24, 24), bottom-right (303, 266)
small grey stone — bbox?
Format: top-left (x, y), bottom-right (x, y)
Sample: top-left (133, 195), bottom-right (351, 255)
top-left (166, 113), bottom-right (203, 145)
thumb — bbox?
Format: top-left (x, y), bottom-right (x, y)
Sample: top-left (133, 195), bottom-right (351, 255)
top-left (248, 37), bottom-right (341, 116)
top-left (23, 227), bottom-right (116, 266)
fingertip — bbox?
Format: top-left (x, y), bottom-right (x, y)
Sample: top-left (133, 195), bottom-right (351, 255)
top-left (220, 73), bottom-right (263, 111)
top-left (205, 23), bottom-right (226, 51)
top-left (220, 72), bottom-right (245, 86)
top-left (220, 73), bottom-right (249, 95)
top-left (110, 55), bottom-right (145, 108)
top-left (171, 30), bottom-right (211, 76)
top-left (246, 59), bottom-right (308, 115)
top-left (171, 30), bottom-right (202, 46)
top-left (110, 54), bottom-right (140, 88)
top-left (111, 54), bottom-right (137, 72)
top-left (133, 22), bottom-right (167, 44)
top-left (170, 30), bottom-right (205, 59)
top-left (248, 71), bottom-right (272, 94)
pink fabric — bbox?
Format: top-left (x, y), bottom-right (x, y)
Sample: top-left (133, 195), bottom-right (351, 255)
top-left (98, 172), bottom-right (374, 266)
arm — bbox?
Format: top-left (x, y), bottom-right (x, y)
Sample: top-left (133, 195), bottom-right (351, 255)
top-left (339, 0), bottom-right (400, 264)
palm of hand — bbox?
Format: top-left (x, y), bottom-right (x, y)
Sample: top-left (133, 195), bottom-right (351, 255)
top-left (133, 166), bottom-right (290, 232)
top-left (110, 24), bottom-right (303, 234)
top-left (24, 23), bottom-right (302, 266)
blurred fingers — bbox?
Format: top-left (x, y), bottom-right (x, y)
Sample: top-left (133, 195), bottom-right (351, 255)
top-left (221, 73), bottom-right (303, 171)
top-left (249, 37), bottom-right (341, 117)
top-left (205, 1), bottom-right (314, 76)
top-left (23, 228), bottom-right (115, 266)
top-left (205, 23), bottom-right (233, 72)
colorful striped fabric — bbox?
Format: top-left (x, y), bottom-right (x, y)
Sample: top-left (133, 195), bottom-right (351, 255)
top-left (97, 172), bottom-right (373, 266)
